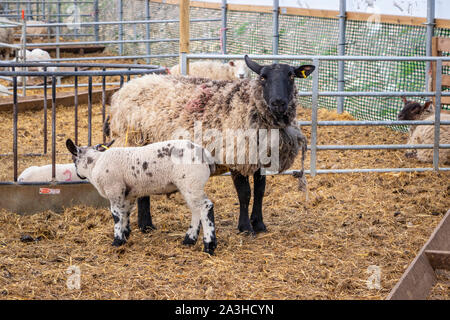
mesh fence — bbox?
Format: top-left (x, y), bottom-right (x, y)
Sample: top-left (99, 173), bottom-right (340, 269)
top-left (3, 1), bottom-right (448, 127)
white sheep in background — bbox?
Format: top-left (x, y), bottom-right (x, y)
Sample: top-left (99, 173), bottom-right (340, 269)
top-left (66, 138), bottom-right (218, 254)
top-left (398, 97), bottom-right (450, 164)
top-left (17, 48), bottom-right (55, 71)
top-left (18, 163), bottom-right (85, 182)
top-left (26, 20), bottom-right (49, 39)
top-left (0, 17), bottom-right (17, 60)
top-left (169, 60), bottom-right (251, 80)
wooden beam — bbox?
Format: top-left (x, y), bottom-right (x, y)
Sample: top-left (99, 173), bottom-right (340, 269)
top-left (437, 38), bottom-right (450, 53)
top-left (0, 87), bottom-right (119, 112)
top-left (387, 210), bottom-right (450, 300)
top-left (425, 250), bottom-right (450, 271)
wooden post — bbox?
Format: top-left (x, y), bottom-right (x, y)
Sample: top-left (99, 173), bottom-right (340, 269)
top-left (179, 0), bottom-right (190, 75)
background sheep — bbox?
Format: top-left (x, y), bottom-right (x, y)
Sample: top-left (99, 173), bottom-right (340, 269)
top-left (18, 163), bottom-right (84, 182)
top-left (0, 17), bottom-right (16, 60)
top-left (26, 20), bottom-right (49, 39)
top-left (169, 60), bottom-right (250, 80)
top-left (108, 55), bottom-right (315, 235)
top-left (398, 97), bottom-right (450, 164)
top-left (66, 139), bottom-right (218, 254)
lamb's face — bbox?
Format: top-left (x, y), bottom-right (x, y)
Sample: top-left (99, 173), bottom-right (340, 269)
top-left (398, 100), bottom-right (433, 121)
top-left (66, 139), bottom-right (114, 180)
top-left (244, 55), bottom-right (315, 116)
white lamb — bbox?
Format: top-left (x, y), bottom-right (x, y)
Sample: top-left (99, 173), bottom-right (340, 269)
top-left (169, 60), bottom-right (251, 80)
top-left (18, 163), bottom-right (84, 182)
top-left (66, 138), bottom-right (218, 254)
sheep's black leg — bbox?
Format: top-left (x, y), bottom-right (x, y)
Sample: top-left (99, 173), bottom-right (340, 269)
top-left (250, 169), bottom-right (267, 233)
top-left (137, 196), bottom-right (156, 233)
top-left (231, 170), bottom-right (254, 234)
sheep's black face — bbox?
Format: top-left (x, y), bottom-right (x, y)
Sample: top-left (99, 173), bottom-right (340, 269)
top-left (398, 99), bottom-right (433, 121)
top-left (244, 55), bottom-right (315, 117)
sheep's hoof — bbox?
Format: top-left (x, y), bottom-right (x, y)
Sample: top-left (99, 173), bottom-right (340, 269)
top-left (203, 241), bottom-right (217, 255)
top-left (139, 224), bottom-right (156, 233)
top-left (251, 220), bottom-right (267, 233)
top-left (182, 234), bottom-right (197, 246)
top-left (112, 238), bottom-right (126, 247)
top-left (238, 223), bottom-right (255, 236)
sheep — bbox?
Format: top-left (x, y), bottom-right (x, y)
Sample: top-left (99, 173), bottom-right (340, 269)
top-left (0, 17), bottom-right (16, 60)
top-left (17, 48), bottom-right (55, 70)
top-left (107, 55), bottom-right (315, 235)
top-left (398, 97), bottom-right (450, 164)
top-left (169, 60), bottom-right (251, 80)
top-left (26, 20), bottom-right (49, 39)
top-left (65, 138), bottom-right (218, 254)
top-left (17, 163), bottom-right (85, 183)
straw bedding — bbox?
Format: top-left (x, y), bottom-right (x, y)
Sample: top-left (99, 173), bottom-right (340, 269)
top-left (0, 93), bottom-right (449, 299)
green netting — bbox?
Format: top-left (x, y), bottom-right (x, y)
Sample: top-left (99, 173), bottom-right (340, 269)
top-left (95, 2), bottom-right (450, 129)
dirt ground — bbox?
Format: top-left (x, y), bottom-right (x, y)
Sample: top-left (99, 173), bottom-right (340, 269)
top-left (0, 93), bottom-right (449, 299)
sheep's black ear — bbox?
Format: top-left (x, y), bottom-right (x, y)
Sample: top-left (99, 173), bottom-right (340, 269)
top-left (294, 65), bottom-right (315, 78)
top-left (66, 139), bottom-right (78, 156)
top-left (244, 55), bottom-right (262, 75)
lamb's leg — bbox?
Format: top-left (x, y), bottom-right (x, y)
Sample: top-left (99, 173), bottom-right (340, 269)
top-left (111, 200), bottom-right (133, 246)
top-left (199, 198), bottom-right (217, 255)
top-left (137, 196), bottom-right (156, 232)
top-left (250, 169), bottom-right (267, 233)
top-left (231, 170), bottom-right (253, 234)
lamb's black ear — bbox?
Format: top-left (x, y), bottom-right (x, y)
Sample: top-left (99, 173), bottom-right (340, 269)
top-left (66, 139), bottom-right (78, 156)
top-left (401, 96), bottom-right (408, 105)
top-left (294, 65), bottom-right (315, 78)
top-left (96, 140), bottom-right (115, 152)
top-left (244, 55), bottom-right (262, 75)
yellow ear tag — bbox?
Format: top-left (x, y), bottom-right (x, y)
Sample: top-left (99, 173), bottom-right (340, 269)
top-left (101, 145), bottom-right (109, 150)
top-left (301, 70), bottom-right (307, 78)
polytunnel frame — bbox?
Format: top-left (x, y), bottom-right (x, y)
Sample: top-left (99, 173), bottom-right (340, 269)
top-left (183, 53), bottom-right (450, 176)
top-left (0, 61), bottom-right (166, 185)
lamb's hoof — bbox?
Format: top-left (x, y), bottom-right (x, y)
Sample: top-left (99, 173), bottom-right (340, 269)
top-left (139, 224), bottom-right (156, 233)
top-left (203, 241), bottom-right (217, 255)
top-left (182, 234), bottom-right (197, 246)
top-left (251, 220), bottom-right (267, 233)
top-left (112, 237), bottom-right (126, 247)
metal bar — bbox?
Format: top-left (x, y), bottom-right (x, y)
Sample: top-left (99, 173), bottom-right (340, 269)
top-left (102, 70), bottom-right (106, 143)
top-left (13, 74), bottom-right (18, 182)
top-left (118, 0), bottom-right (123, 55)
top-left (315, 144), bottom-right (449, 151)
top-left (296, 91), bottom-right (440, 97)
top-left (272, 0), bottom-right (279, 60)
top-left (180, 0), bottom-right (190, 75)
top-left (433, 59), bottom-right (442, 171)
top-left (21, 37), bottom-right (220, 47)
top-left (51, 76), bottom-right (56, 180)
top-left (337, 0), bottom-right (346, 114)
top-left (21, 16), bottom-right (27, 97)
top-left (74, 67), bottom-right (78, 145)
top-left (43, 67), bottom-right (47, 154)
top-left (185, 54), bottom-right (450, 62)
top-left (297, 120), bottom-right (450, 126)
top-left (94, 0), bottom-right (99, 41)
top-left (425, 0), bottom-right (435, 92)
top-left (145, 0), bottom-right (150, 64)
top-left (310, 58), bottom-right (319, 177)
top-left (0, 18), bottom-right (222, 28)
top-left (88, 75), bottom-right (92, 146)
top-left (221, 0), bottom-right (227, 56)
